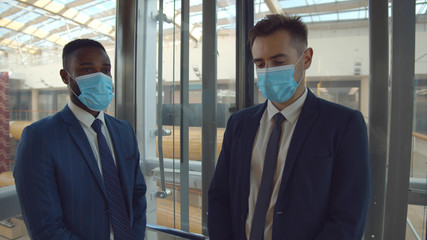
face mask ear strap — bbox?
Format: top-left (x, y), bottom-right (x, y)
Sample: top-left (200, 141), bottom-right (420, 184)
top-left (67, 84), bottom-right (80, 99)
top-left (64, 70), bottom-right (80, 98)
top-left (295, 48), bottom-right (308, 66)
top-left (294, 48), bottom-right (309, 86)
top-left (297, 71), bottom-right (305, 85)
top-left (64, 70), bottom-right (76, 82)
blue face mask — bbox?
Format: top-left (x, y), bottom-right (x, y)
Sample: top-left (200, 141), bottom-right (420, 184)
top-left (67, 72), bottom-right (114, 111)
top-left (256, 55), bottom-right (304, 103)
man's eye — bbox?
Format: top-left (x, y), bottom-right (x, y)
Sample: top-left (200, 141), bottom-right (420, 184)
top-left (82, 68), bottom-right (93, 73)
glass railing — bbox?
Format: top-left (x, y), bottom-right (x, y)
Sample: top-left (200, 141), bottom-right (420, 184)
top-left (0, 185), bottom-right (207, 240)
top-left (146, 224), bottom-right (207, 240)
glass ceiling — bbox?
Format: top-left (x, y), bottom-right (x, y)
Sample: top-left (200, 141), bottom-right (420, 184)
top-left (0, 0), bottom-right (426, 59)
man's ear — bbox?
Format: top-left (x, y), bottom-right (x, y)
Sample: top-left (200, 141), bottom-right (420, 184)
top-left (60, 69), bottom-right (69, 84)
top-left (303, 47), bottom-right (313, 70)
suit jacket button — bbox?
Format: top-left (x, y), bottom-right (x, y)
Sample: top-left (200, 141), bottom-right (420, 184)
top-left (104, 209), bottom-right (109, 215)
top-left (241, 215), bottom-right (244, 221)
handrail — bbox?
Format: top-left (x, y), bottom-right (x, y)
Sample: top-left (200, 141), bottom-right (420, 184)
top-left (0, 185), bottom-right (21, 220)
top-left (146, 223), bottom-right (207, 240)
top-left (413, 131), bottom-right (427, 141)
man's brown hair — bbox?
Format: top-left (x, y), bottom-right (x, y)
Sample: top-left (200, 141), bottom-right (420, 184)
top-left (248, 14), bottom-right (308, 55)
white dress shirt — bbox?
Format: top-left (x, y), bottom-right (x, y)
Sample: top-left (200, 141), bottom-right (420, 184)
top-left (246, 88), bottom-right (308, 240)
top-left (68, 101), bottom-right (116, 240)
top-left (68, 101), bottom-right (117, 171)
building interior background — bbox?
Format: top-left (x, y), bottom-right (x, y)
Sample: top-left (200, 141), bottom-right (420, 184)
top-left (0, 0), bottom-right (426, 239)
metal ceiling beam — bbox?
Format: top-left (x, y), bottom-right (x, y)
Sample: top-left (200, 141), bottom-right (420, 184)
top-left (181, 0), bottom-right (368, 18)
top-left (4, 11), bottom-right (115, 49)
top-left (0, 6), bottom-right (22, 19)
top-left (14, 0), bottom-right (115, 39)
top-left (93, 9), bottom-right (115, 19)
top-left (161, 0), bottom-right (371, 39)
top-left (282, 0), bottom-right (368, 14)
top-left (163, 0), bottom-right (236, 42)
top-left (0, 38), bottom-right (41, 55)
top-left (264, 0), bottom-right (282, 14)
top-left (0, 15), bottom-right (49, 40)
top-left (119, 11), bottom-right (427, 38)
top-left (66, 0), bottom-right (94, 8)
top-left (0, 16), bottom-right (69, 47)
top-left (177, 0), bottom-right (235, 14)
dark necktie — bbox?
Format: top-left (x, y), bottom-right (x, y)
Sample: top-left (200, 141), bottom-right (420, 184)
top-left (91, 119), bottom-right (134, 240)
top-left (249, 113), bottom-right (286, 240)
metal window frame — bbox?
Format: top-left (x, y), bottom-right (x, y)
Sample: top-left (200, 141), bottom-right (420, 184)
top-left (384, 0), bottom-right (416, 239)
top-left (115, 0), bottom-right (137, 127)
top-left (201, 0), bottom-right (217, 236)
top-left (180, 0), bottom-right (191, 232)
top-left (364, 0), bottom-right (389, 238)
top-left (236, 0), bottom-right (254, 111)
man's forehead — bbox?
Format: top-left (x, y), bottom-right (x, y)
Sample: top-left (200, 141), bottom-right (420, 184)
top-left (69, 47), bottom-right (110, 62)
top-left (252, 42), bottom-right (297, 59)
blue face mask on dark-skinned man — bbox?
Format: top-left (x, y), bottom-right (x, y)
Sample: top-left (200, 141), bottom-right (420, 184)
top-left (67, 71), bottom-right (114, 111)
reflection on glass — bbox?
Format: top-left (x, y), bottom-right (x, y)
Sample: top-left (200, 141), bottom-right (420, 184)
top-left (0, 0), bottom-right (116, 239)
top-left (152, 0), bottom-right (237, 234)
top-left (407, 1), bottom-right (427, 236)
top-left (253, 1), bottom-right (369, 118)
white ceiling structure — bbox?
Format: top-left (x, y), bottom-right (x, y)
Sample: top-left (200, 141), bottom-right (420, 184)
top-left (1, 0), bottom-right (426, 57)
top-left (0, 0), bottom-right (115, 56)
top-left (0, 0), bottom-right (426, 88)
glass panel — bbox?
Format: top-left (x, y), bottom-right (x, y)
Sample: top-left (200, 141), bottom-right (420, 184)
top-left (146, 229), bottom-right (194, 240)
top-left (251, 0), bottom-right (371, 238)
top-left (38, 92), bottom-right (55, 119)
top-left (141, 0), bottom-right (235, 236)
top-left (0, 1), bottom-right (116, 239)
top-left (406, 1), bottom-right (427, 238)
top-left (254, 1), bottom-right (369, 117)
top-left (156, 0), bottom-right (205, 234)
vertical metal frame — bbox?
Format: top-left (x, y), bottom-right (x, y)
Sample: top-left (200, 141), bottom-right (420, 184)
top-left (156, 0), bottom-right (168, 199)
top-left (364, 0), bottom-right (389, 239)
top-left (135, 0), bottom-right (158, 173)
top-left (236, 0), bottom-right (254, 110)
top-left (115, 1), bottom-right (137, 127)
top-left (180, 0), bottom-right (190, 232)
top-left (384, 0), bottom-right (416, 239)
top-left (134, 3), bottom-right (158, 239)
top-left (202, 0), bottom-right (217, 235)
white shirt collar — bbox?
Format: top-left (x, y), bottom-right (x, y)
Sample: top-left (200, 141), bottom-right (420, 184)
top-left (68, 101), bottom-right (106, 128)
top-left (266, 87), bottom-right (308, 124)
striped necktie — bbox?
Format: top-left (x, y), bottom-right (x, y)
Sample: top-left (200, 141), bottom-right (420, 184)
top-left (91, 119), bottom-right (135, 240)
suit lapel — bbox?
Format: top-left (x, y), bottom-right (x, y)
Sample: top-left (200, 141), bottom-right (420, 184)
top-left (278, 90), bottom-right (319, 197)
top-left (60, 106), bottom-right (108, 198)
top-left (239, 102), bottom-right (267, 211)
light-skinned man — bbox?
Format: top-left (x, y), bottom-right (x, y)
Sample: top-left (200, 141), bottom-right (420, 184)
top-left (208, 14), bottom-right (370, 240)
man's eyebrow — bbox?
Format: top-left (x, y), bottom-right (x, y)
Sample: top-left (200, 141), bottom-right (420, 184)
top-left (269, 53), bottom-right (288, 59)
top-left (78, 63), bottom-right (111, 67)
top-left (253, 53), bottom-right (289, 63)
top-left (79, 62), bottom-right (94, 66)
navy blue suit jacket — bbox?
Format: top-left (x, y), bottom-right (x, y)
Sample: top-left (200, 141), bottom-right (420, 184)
top-left (208, 90), bottom-right (370, 240)
top-left (14, 105), bottom-right (147, 240)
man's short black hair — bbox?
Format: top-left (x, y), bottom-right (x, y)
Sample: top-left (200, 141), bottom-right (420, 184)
top-left (62, 39), bottom-right (106, 69)
top-left (248, 14), bottom-right (308, 55)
